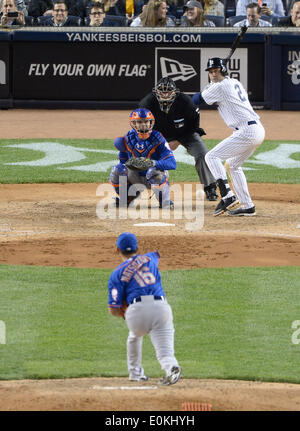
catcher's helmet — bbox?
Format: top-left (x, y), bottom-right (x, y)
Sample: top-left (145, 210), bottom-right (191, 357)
top-left (129, 108), bottom-right (155, 140)
top-left (205, 57), bottom-right (227, 76)
top-left (152, 77), bottom-right (180, 113)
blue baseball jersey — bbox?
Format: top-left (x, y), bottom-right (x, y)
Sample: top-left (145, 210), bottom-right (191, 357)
top-left (114, 129), bottom-right (176, 175)
top-left (108, 251), bottom-right (165, 308)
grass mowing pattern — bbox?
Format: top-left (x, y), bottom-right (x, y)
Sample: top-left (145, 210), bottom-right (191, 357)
top-left (1, 265), bottom-right (299, 382)
top-left (0, 139), bottom-right (299, 184)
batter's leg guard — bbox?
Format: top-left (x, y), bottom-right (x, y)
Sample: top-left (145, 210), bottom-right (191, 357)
top-left (146, 167), bottom-right (172, 209)
top-left (216, 178), bottom-right (232, 198)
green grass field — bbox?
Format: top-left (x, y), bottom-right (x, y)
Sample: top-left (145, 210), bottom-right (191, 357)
top-left (0, 265), bottom-right (299, 382)
top-left (0, 138), bottom-right (299, 383)
top-left (0, 138), bottom-right (299, 184)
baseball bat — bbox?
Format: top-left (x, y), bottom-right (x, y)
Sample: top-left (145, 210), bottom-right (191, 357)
top-left (224, 25), bottom-right (248, 65)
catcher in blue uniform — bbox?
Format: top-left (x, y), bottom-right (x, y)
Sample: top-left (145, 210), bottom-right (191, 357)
top-left (109, 108), bottom-right (176, 209)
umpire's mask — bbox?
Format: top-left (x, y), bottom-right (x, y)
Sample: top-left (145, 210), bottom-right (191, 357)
top-left (153, 77), bottom-right (179, 113)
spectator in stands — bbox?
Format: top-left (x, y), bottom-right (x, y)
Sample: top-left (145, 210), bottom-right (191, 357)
top-left (0, 0), bottom-right (27, 15)
top-left (0, 0), bottom-right (29, 25)
top-left (88, 1), bottom-right (105, 25)
top-left (86, 1), bottom-right (127, 25)
top-left (278, 0), bottom-right (300, 25)
top-left (201, 0), bottom-right (224, 16)
top-left (236, 0), bottom-right (285, 17)
top-left (180, 0), bottom-right (216, 26)
top-left (233, 2), bottom-right (272, 25)
top-left (130, 0), bottom-right (176, 26)
top-left (286, 0), bottom-right (297, 14)
top-left (28, 0), bottom-right (85, 18)
top-left (38, 0), bottom-right (81, 25)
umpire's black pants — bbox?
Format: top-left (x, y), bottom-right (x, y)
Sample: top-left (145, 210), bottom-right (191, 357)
top-left (179, 133), bottom-right (216, 187)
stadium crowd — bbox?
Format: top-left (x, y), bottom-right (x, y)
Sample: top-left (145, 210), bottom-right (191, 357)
top-left (0, 0), bottom-right (299, 27)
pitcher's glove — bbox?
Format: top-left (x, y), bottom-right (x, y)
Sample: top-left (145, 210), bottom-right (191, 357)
top-left (125, 157), bottom-right (156, 172)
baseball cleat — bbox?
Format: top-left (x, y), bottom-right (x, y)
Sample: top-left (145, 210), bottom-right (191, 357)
top-left (213, 195), bottom-right (239, 216)
top-left (204, 184), bottom-right (218, 201)
top-left (160, 366), bottom-right (182, 386)
top-left (129, 375), bottom-right (149, 382)
top-left (228, 206), bottom-right (256, 216)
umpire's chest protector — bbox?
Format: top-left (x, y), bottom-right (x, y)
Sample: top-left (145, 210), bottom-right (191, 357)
top-left (154, 97), bottom-right (193, 140)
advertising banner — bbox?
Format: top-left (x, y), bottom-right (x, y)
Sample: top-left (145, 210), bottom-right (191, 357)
top-left (13, 43), bottom-right (153, 100)
top-left (12, 33), bottom-right (264, 103)
top-left (282, 47), bottom-right (300, 102)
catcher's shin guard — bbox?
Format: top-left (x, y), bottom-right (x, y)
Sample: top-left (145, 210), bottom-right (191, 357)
top-left (151, 185), bottom-right (172, 209)
top-left (146, 168), bottom-right (171, 208)
top-left (109, 164), bottom-right (130, 206)
top-left (109, 164), bottom-right (129, 194)
top-left (153, 180), bottom-right (172, 208)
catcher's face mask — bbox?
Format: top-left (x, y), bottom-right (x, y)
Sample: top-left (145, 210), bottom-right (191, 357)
top-left (130, 109), bottom-right (155, 140)
top-left (153, 77), bottom-right (179, 113)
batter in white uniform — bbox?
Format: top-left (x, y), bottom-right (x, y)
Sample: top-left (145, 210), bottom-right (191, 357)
top-left (193, 57), bottom-right (265, 216)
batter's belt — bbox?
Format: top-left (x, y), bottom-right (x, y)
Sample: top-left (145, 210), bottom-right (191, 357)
top-left (235, 120), bottom-right (257, 130)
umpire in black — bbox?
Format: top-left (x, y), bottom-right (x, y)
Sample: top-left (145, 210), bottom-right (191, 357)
top-left (139, 77), bottom-right (217, 201)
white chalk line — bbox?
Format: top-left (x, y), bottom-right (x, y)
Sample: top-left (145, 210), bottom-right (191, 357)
top-left (92, 385), bottom-right (158, 391)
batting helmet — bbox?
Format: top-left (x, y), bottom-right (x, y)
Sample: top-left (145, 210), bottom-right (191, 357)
top-left (152, 77), bottom-right (180, 113)
top-left (129, 108), bottom-right (155, 140)
top-left (205, 57), bottom-right (227, 76)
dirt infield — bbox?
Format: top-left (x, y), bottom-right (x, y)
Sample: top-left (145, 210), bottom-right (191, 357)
top-left (0, 109), bottom-right (299, 411)
top-left (0, 182), bottom-right (299, 268)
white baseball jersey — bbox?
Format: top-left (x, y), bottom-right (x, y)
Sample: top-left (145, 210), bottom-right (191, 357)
top-left (202, 77), bottom-right (260, 130)
top-left (202, 76), bottom-right (265, 209)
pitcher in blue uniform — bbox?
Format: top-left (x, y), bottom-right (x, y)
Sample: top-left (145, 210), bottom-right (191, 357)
top-left (109, 108), bottom-right (176, 209)
top-left (108, 232), bottom-right (182, 385)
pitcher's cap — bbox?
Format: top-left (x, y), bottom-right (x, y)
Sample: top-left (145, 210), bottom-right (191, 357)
top-left (116, 232), bottom-right (138, 252)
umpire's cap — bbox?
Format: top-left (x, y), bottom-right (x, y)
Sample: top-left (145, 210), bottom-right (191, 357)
top-left (205, 57), bottom-right (227, 75)
top-left (117, 232), bottom-right (138, 252)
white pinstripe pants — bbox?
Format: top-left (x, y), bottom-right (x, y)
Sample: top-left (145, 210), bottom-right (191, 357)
top-left (205, 122), bottom-right (265, 208)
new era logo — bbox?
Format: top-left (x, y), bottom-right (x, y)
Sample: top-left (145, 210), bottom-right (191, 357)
top-left (160, 57), bottom-right (197, 82)
top-left (0, 60), bottom-right (6, 85)
top-left (155, 48), bottom-right (201, 94)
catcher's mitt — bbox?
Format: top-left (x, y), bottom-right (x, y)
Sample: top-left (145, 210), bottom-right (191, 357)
top-left (125, 157), bottom-right (156, 172)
